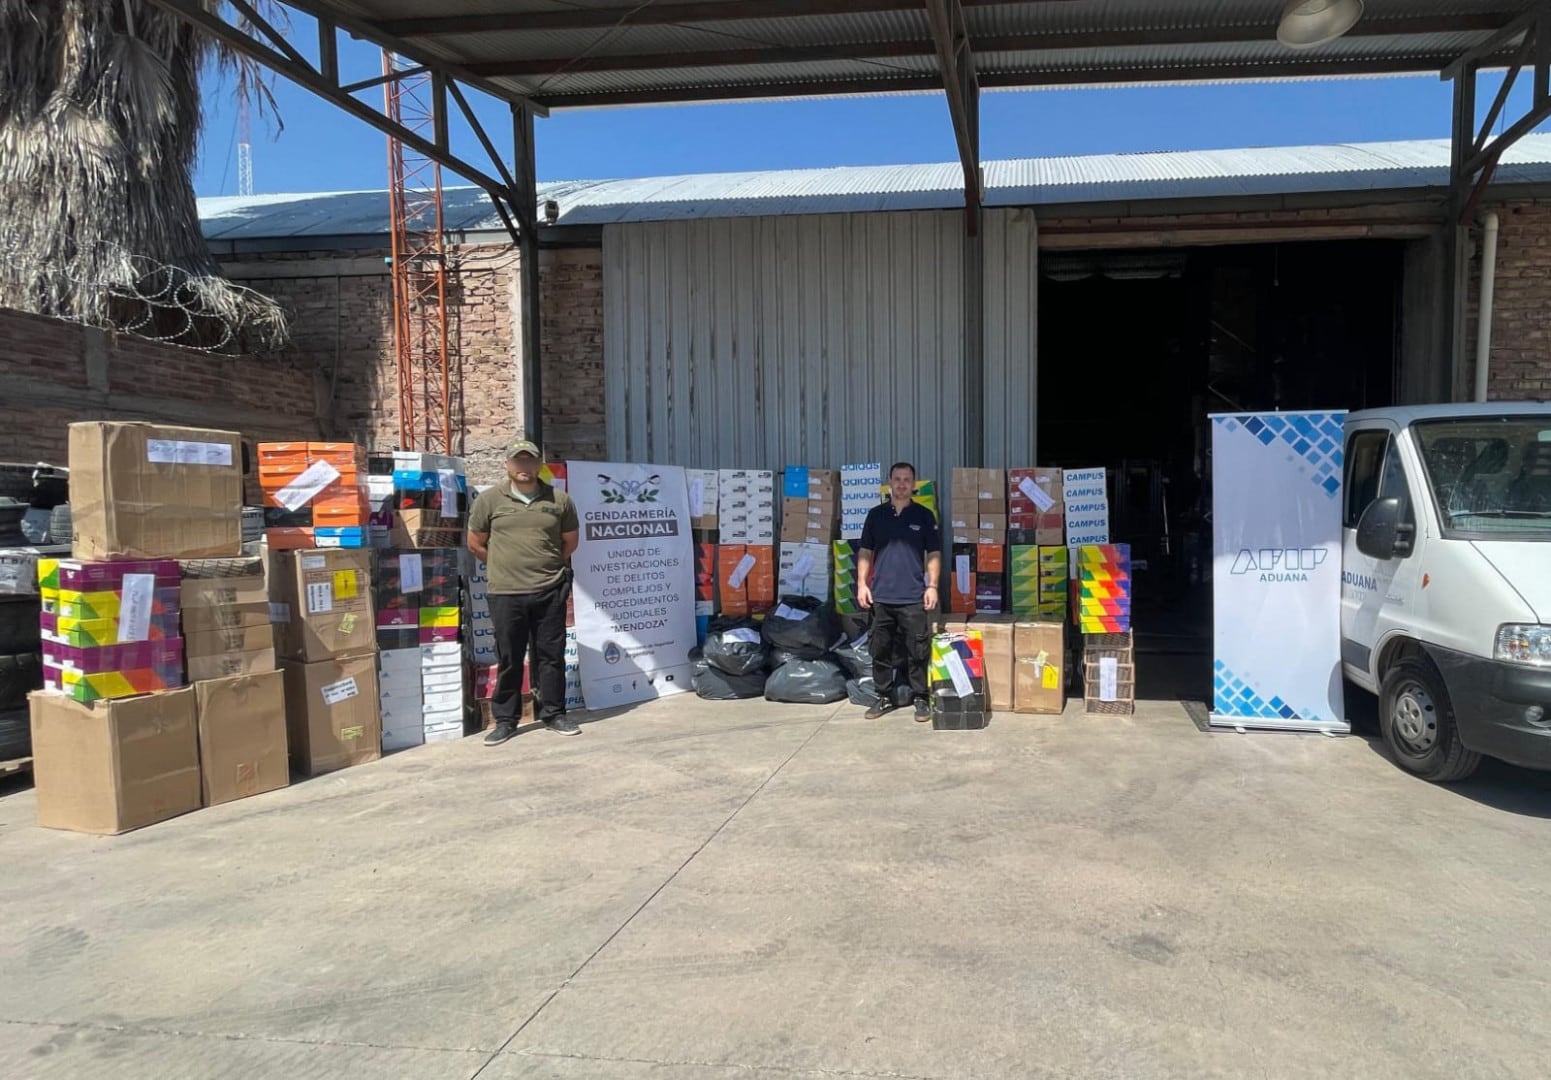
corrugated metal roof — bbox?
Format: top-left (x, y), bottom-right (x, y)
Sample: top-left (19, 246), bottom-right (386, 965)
top-left (197, 134), bottom-right (1551, 241)
top-left (303, 0), bottom-right (1539, 108)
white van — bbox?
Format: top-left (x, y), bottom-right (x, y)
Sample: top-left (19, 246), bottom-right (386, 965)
top-left (1342, 403), bottom-right (1551, 781)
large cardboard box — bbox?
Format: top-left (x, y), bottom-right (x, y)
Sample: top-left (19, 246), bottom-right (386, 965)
top-left (69, 422), bottom-right (243, 561)
top-left (281, 655), bottom-right (382, 776)
top-left (270, 549), bottom-right (375, 662)
top-left (1013, 620), bottom-right (1066, 715)
top-left (976, 615), bottom-right (1016, 712)
top-left (194, 671), bottom-right (289, 806)
top-left (29, 688), bottom-right (201, 834)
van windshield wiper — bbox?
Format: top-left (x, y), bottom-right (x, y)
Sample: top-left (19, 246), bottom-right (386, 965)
top-left (1454, 509), bottom-right (1551, 519)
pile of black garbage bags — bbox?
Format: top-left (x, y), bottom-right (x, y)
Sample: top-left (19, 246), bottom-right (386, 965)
top-left (691, 596), bottom-right (912, 709)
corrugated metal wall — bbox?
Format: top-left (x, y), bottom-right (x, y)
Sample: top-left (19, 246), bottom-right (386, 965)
top-left (982, 208), bottom-right (1039, 468)
top-left (603, 208), bottom-right (1038, 481)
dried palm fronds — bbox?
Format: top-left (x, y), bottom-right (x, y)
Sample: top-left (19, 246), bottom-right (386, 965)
top-left (0, 0), bottom-right (289, 351)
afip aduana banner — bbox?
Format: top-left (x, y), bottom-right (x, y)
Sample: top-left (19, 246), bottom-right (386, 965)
top-left (1210, 411), bottom-right (1349, 733)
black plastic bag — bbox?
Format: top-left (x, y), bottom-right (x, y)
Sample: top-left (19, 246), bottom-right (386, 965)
top-left (767, 645), bottom-right (802, 671)
top-left (845, 676), bottom-right (880, 708)
top-left (696, 663), bottom-right (768, 701)
top-left (831, 633), bottom-right (873, 680)
top-left (760, 595), bottom-right (842, 661)
top-left (764, 657), bottom-right (848, 704)
top-left (702, 616), bottom-right (769, 676)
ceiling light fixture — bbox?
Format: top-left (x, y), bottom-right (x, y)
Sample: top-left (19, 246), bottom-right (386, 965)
top-left (1276, 0), bottom-right (1364, 50)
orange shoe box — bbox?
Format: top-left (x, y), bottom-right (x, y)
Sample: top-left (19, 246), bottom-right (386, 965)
top-left (257, 442), bottom-right (311, 466)
top-left (264, 527), bottom-right (315, 550)
top-left (313, 504), bottom-right (369, 529)
top-left (308, 442), bottom-right (365, 468)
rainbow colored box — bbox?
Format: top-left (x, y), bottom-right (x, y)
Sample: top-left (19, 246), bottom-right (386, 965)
top-left (55, 559), bottom-right (180, 592)
top-left (57, 586), bottom-right (181, 621)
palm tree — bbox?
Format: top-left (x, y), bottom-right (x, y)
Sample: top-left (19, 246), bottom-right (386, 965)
top-left (0, 0), bottom-right (288, 351)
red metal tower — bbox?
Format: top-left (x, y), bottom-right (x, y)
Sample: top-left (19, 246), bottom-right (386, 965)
top-left (383, 52), bottom-right (454, 454)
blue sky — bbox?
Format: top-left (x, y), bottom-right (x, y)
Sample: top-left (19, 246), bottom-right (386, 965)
top-left (193, 33), bottom-right (1514, 198)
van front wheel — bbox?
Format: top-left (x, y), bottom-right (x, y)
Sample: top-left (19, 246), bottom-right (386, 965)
top-left (1379, 657), bottom-right (1481, 783)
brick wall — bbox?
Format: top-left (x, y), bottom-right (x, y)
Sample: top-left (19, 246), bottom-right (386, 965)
top-left (539, 248), bottom-right (607, 464)
top-left (221, 244), bottom-right (607, 486)
top-left (1465, 199), bottom-right (1551, 402)
top-left (0, 307), bottom-right (320, 469)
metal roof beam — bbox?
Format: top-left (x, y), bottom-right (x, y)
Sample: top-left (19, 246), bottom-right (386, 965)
top-left (144, 0), bottom-right (533, 244)
top-left (925, 0), bottom-right (980, 235)
top-left (532, 53), bottom-right (1512, 107)
top-left (374, 0), bottom-right (1054, 38)
top-left (465, 14), bottom-right (1520, 78)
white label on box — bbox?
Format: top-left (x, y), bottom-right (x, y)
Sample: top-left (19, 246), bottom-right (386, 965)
top-left (321, 676), bottom-right (360, 706)
top-left (399, 553), bottom-right (424, 593)
top-left (276, 459), bottom-right (341, 512)
top-left (301, 554), bottom-right (327, 570)
top-left (147, 439), bottom-right (233, 466)
top-left (955, 554), bottom-right (971, 596)
top-left (269, 602), bottom-right (290, 624)
top-left (1099, 657), bottom-right (1119, 702)
top-left (438, 469), bottom-right (459, 519)
top-left (772, 603), bottom-right (809, 622)
top-left (1019, 476), bottom-right (1057, 513)
top-left (791, 551), bottom-right (816, 580)
top-left (728, 553), bottom-right (756, 589)
top-left (945, 651), bottom-right (974, 698)
top-left (306, 581), bottom-right (333, 614)
top-left (689, 478), bottom-right (705, 517)
top-left (116, 573), bottom-right (155, 643)
top-left (722, 627), bottom-right (761, 644)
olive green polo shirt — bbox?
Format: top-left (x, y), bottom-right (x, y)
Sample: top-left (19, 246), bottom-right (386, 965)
top-left (467, 482), bottom-right (579, 595)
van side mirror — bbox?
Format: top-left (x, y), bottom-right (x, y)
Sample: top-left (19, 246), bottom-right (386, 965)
top-left (1356, 497), bottom-right (1414, 560)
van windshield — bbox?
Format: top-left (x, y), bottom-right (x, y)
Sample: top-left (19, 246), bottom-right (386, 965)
top-left (1414, 416), bottom-right (1551, 540)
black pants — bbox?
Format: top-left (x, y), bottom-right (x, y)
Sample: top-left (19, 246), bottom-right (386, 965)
top-left (871, 601), bottom-right (929, 704)
top-left (489, 578), bottom-right (571, 724)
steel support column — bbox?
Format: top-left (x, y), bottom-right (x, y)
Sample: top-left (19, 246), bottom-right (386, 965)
top-left (514, 106), bottom-right (544, 450)
top-left (1441, 2), bottom-right (1551, 400)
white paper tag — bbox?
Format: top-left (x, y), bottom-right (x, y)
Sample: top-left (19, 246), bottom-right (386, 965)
top-left (1099, 656), bottom-right (1118, 702)
top-left (791, 552), bottom-right (816, 580)
top-left (276, 460), bottom-right (341, 511)
top-left (116, 573), bottom-right (155, 643)
top-left (955, 554), bottom-right (971, 596)
top-left (269, 602), bottom-right (290, 624)
top-left (728, 553), bottom-right (756, 589)
top-left (438, 469), bottom-right (459, 519)
top-left (773, 603), bottom-right (810, 622)
top-left (306, 581), bottom-right (333, 614)
top-left (722, 627), bottom-right (761, 644)
top-left (944, 650), bottom-right (974, 698)
top-left (689, 478), bottom-right (705, 517)
top-left (146, 439), bottom-right (235, 467)
top-left (300, 554), bottom-right (327, 570)
top-left (399, 553), bottom-right (424, 593)
top-left (1020, 476), bottom-right (1056, 513)
top-left (321, 676), bottom-right (359, 706)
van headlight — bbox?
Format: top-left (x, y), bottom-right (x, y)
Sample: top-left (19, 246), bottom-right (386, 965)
top-left (1494, 625), bottom-right (1551, 667)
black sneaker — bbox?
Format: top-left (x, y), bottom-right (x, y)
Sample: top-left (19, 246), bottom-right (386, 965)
top-left (864, 701), bottom-right (896, 720)
top-left (913, 699), bottom-right (931, 722)
top-left (544, 715), bottom-right (581, 736)
top-left (484, 721), bottom-right (517, 745)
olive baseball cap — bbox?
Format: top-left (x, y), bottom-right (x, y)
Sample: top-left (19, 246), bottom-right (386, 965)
top-left (506, 439), bottom-right (542, 460)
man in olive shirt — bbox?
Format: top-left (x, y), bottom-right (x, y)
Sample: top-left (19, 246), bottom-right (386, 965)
top-left (468, 440), bottom-right (581, 742)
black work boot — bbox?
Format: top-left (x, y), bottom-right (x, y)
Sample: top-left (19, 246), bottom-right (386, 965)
top-left (484, 721), bottom-right (518, 746)
top-left (913, 698), bottom-right (932, 722)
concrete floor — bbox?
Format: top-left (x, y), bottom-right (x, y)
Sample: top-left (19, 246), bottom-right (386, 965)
top-left (2, 695), bottom-right (1550, 1080)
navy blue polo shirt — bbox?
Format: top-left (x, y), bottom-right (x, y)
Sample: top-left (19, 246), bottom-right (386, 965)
top-left (859, 501), bottom-right (940, 605)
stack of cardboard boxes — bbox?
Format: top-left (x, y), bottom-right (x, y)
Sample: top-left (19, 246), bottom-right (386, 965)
top-left (1082, 629), bottom-right (1135, 715)
top-left (257, 442), bottom-right (369, 550)
top-left (374, 549), bottom-right (463, 748)
top-left (1006, 468), bottom-right (1066, 620)
top-left (938, 613), bottom-right (1066, 718)
top-left (779, 468), bottom-right (837, 602)
top-left (1077, 543), bottom-right (1132, 634)
top-left (271, 547), bottom-right (380, 775)
top-left (687, 468), bottom-right (720, 640)
top-left (31, 421), bottom-right (290, 834)
top-left (716, 544), bottom-right (776, 618)
top-left (389, 452), bottom-right (468, 549)
top-left (927, 627), bottom-right (989, 729)
top-left (1062, 468), bottom-right (1110, 549)
top-left (947, 469), bottom-right (1004, 613)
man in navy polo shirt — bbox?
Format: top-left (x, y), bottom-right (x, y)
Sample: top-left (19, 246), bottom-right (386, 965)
top-left (857, 461), bottom-right (941, 721)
